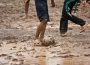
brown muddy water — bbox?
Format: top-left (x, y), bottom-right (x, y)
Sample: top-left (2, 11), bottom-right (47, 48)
top-left (0, 34), bottom-right (90, 65)
top-left (23, 47), bottom-right (90, 65)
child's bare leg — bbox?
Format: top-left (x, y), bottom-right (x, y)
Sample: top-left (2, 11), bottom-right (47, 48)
top-left (25, 0), bottom-right (30, 18)
top-left (35, 0), bottom-right (49, 45)
top-left (35, 21), bottom-right (47, 45)
top-left (35, 21), bottom-right (47, 40)
top-left (35, 22), bottom-right (44, 40)
top-left (39, 21), bottom-right (47, 42)
top-left (34, 24), bottom-right (42, 45)
top-left (51, 0), bottom-right (55, 7)
top-left (80, 0), bottom-right (88, 33)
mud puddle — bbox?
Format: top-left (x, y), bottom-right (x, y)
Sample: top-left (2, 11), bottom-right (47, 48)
top-left (23, 47), bottom-right (90, 65)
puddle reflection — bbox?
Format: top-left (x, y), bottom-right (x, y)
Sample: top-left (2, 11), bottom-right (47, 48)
top-left (38, 47), bottom-right (46, 65)
top-left (36, 47), bottom-right (89, 65)
top-left (63, 58), bottom-right (73, 65)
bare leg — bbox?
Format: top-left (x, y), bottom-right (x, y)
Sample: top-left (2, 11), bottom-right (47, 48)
top-left (39, 22), bottom-right (47, 41)
top-left (51, 0), bottom-right (55, 7)
top-left (25, 0), bottom-right (30, 18)
top-left (35, 21), bottom-right (47, 43)
top-left (35, 22), bottom-right (44, 39)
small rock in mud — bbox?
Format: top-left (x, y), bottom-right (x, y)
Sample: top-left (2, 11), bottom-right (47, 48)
top-left (13, 46), bottom-right (17, 48)
top-left (6, 56), bottom-right (12, 60)
top-left (7, 39), bottom-right (18, 43)
top-left (84, 54), bottom-right (90, 56)
top-left (0, 54), bottom-right (7, 57)
top-left (9, 58), bottom-right (24, 65)
top-left (12, 58), bottom-right (18, 61)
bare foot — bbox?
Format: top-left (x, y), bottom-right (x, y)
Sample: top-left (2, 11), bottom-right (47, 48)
top-left (80, 22), bottom-right (88, 33)
top-left (20, 16), bottom-right (28, 20)
top-left (60, 32), bottom-right (67, 37)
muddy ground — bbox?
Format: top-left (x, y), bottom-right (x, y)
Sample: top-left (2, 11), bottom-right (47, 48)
top-left (0, 0), bottom-right (90, 65)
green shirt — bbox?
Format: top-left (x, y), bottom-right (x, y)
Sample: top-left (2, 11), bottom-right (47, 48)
top-left (63, 0), bottom-right (80, 13)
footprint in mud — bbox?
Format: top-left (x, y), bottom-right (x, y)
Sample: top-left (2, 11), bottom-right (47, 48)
top-left (0, 53), bottom-right (24, 65)
top-left (9, 57), bottom-right (24, 65)
top-left (84, 54), bottom-right (90, 57)
top-left (0, 54), bottom-right (8, 57)
top-left (0, 54), bottom-right (11, 65)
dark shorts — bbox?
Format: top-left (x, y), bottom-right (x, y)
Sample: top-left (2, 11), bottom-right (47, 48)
top-left (35, 0), bottom-right (50, 22)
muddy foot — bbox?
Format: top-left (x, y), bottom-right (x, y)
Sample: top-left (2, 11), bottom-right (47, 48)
top-left (60, 32), bottom-right (67, 37)
top-left (80, 22), bottom-right (88, 33)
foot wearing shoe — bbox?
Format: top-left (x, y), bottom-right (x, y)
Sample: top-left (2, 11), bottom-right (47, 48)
top-left (80, 22), bottom-right (88, 33)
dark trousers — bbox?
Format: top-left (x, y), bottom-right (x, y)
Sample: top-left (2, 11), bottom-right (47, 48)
top-left (35, 0), bottom-right (49, 22)
top-left (60, 9), bottom-right (85, 33)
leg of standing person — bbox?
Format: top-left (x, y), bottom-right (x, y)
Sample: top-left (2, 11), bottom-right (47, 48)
top-left (51, 0), bottom-right (55, 7)
top-left (67, 15), bottom-right (87, 33)
top-left (24, 0), bottom-right (30, 18)
top-left (60, 17), bottom-right (68, 36)
top-left (35, 0), bottom-right (49, 45)
top-left (60, 7), bottom-right (69, 36)
top-left (60, 0), bottom-right (87, 36)
top-left (60, 16), bottom-right (68, 34)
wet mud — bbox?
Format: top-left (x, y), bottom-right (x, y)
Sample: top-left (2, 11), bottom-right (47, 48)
top-left (0, 0), bottom-right (90, 65)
